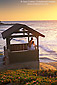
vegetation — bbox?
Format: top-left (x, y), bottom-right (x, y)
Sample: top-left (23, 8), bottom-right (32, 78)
top-left (0, 69), bottom-right (57, 85)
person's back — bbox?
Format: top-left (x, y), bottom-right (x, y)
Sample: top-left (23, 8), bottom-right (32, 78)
top-left (30, 41), bottom-right (35, 50)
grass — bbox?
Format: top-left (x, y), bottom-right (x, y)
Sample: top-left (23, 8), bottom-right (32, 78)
top-left (0, 69), bottom-right (57, 85)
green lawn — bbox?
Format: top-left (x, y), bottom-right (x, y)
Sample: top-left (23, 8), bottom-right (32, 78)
top-left (0, 69), bottom-right (57, 85)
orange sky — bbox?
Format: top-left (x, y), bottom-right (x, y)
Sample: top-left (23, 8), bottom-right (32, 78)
top-left (0, 0), bottom-right (57, 21)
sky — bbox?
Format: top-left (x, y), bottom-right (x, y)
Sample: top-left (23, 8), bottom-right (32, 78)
top-left (0, 0), bottom-right (57, 21)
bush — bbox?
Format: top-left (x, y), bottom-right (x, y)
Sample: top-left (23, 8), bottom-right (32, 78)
top-left (0, 69), bottom-right (57, 85)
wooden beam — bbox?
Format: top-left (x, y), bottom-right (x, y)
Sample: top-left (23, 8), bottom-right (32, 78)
top-left (37, 37), bottom-right (39, 50)
top-left (23, 25), bottom-right (45, 37)
top-left (13, 31), bottom-right (29, 33)
top-left (11, 35), bottom-right (34, 38)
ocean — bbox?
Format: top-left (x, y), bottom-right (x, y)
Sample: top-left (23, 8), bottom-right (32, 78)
top-left (0, 21), bottom-right (57, 63)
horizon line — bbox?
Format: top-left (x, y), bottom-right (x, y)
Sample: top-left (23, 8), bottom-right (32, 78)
top-left (1, 20), bottom-right (57, 22)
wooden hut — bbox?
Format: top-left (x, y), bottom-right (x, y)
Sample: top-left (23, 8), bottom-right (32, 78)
top-left (2, 24), bottom-right (45, 69)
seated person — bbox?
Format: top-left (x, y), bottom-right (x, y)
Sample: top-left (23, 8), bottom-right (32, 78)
top-left (28, 37), bottom-right (33, 47)
top-left (28, 41), bottom-right (36, 50)
top-left (27, 37), bottom-right (33, 50)
top-left (30, 41), bottom-right (36, 50)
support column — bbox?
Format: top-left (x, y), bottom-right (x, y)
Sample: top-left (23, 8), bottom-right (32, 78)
top-left (28, 33), bottom-right (29, 43)
top-left (37, 37), bottom-right (39, 70)
top-left (23, 28), bottom-right (25, 35)
top-left (6, 37), bottom-right (10, 49)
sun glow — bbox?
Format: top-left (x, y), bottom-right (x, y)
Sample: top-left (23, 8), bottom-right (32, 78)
top-left (0, 0), bottom-right (57, 21)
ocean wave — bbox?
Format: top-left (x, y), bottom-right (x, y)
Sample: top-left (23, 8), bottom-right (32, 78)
top-left (39, 45), bottom-right (56, 53)
top-left (13, 39), bottom-right (26, 43)
top-left (0, 30), bottom-right (4, 31)
top-left (40, 57), bottom-right (55, 60)
top-left (39, 57), bottom-right (57, 63)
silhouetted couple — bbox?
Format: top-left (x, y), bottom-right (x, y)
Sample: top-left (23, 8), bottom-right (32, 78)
top-left (28, 37), bottom-right (36, 50)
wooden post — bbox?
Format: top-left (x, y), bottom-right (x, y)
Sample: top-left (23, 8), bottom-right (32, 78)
top-left (23, 28), bottom-right (25, 35)
top-left (6, 38), bottom-right (10, 49)
top-left (28, 33), bottom-right (29, 42)
top-left (37, 37), bottom-right (39, 70)
top-left (37, 37), bottom-right (39, 50)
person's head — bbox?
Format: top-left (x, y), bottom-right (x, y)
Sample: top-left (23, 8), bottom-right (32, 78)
top-left (31, 37), bottom-right (33, 40)
top-left (32, 41), bottom-right (34, 44)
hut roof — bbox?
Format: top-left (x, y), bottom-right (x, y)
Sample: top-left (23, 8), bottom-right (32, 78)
top-left (2, 24), bottom-right (45, 39)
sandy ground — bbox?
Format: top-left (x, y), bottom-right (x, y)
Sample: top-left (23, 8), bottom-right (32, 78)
top-left (40, 62), bottom-right (57, 70)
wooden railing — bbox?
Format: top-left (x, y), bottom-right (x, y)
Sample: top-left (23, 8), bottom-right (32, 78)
top-left (10, 43), bottom-right (28, 51)
top-left (3, 44), bottom-right (39, 66)
top-left (8, 50), bottom-right (39, 64)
